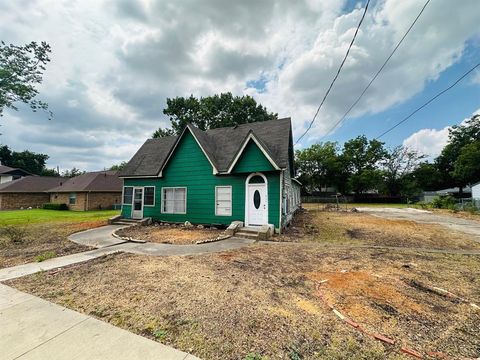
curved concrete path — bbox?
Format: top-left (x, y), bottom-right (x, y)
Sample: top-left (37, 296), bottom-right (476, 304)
top-left (68, 225), bottom-right (256, 256)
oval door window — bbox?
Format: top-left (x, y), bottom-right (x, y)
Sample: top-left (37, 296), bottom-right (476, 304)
top-left (253, 190), bottom-right (261, 209)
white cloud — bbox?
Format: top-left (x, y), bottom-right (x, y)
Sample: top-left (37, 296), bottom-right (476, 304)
top-left (0, 0), bottom-right (479, 170)
top-left (402, 127), bottom-right (450, 158)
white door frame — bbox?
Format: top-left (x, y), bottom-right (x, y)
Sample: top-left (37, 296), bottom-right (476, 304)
top-left (245, 172), bottom-right (268, 226)
top-left (131, 187), bottom-right (144, 219)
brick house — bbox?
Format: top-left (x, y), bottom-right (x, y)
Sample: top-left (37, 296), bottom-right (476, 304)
top-left (0, 165), bottom-right (32, 184)
top-left (48, 171), bottom-right (122, 211)
top-left (0, 176), bottom-right (65, 210)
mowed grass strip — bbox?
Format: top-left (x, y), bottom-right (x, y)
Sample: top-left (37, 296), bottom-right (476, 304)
top-left (0, 209), bottom-right (120, 225)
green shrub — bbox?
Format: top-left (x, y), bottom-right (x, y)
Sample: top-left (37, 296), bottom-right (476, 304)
top-left (416, 201), bottom-right (429, 209)
top-left (42, 203), bottom-right (68, 210)
top-left (431, 196), bottom-right (456, 209)
top-left (35, 251), bottom-right (57, 262)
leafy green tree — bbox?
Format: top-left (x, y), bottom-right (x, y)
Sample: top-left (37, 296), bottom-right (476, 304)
top-left (381, 146), bottom-right (425, 196)
top-left (436, 114), bottom-right (480, 191)
top-left (452, 141), bottom-right (480, 186)
top-left (341, 136), bottom-right (387, 194)
top-left (109, 161), bottom-right (127, 171)
top-left (410, 162), bottom-right (443, 191)
top-left (61, 167), bottom-right (85, 178)
top-left (0, 144), bottom-right (52, 175)
top-left (152, 92), bottom-right (277, 137)
top-left (295, 142), bottom-right (347, 193)
top-left (0, 41), bottom-right (52, 118)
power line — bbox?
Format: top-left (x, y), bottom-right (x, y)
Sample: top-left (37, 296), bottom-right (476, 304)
top-left (323, 0), bottom-right (431, 139)
top-left (295, 0), bottom-right (371, 145)
top-left (376, 61), bottom-right (480, 139)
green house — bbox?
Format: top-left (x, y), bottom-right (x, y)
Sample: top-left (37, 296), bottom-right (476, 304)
top-left (118, 118), bottom-right (301, 233)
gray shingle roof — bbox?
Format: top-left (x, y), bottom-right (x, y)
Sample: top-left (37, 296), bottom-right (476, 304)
top-left (48, 171), bottom-right (122, 192)
top-left (118, 118), bottom-right (292, 177)
top-left (0, 165), bottom-right (32, 176)
top-left (0, 176), bottom-right (65, 193)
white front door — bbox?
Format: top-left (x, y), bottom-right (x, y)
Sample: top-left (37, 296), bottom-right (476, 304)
top-left (131, 187), bottom-right (144, 219)
top-left (247, 184), bottom-right (267, 226)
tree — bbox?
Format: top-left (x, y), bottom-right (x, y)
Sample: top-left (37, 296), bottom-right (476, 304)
top-left (0, 144), bottom-right (52, 175)
top-left (452, 141), bottom-right (480, 186)
top-left (436, 114), bottom-right (480, 191)
top-left (341, 136), bottom-right (387, 194)
top-left (109, 161), bottom-right (127, 171)
top-left (381, 146), bottom-right (425, 196)
top-left (295, 142), bottom-right (347, 193)
top-left (0, 41), bottom-right (52, 119)
top-left (411, 162), bottom-right (443, 191)
top-left (152, 92), bottom-right (277, 137)
top-left (61, 167), bottom-right (85, 178)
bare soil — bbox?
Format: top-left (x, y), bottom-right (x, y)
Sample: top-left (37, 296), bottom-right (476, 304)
top-left (10, 210), bottom-right (480, 359)
top-left (0, 221), bottom-right (99, 268)
top-left (116, 224), bottom-right (224, 245)
top-left (309, 210), bottom-right (480, 250)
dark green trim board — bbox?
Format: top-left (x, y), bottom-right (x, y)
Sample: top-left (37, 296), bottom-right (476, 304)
top-left (121, 132), bottom-right (281, 228)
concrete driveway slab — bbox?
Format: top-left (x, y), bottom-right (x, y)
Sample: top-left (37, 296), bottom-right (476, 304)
top-left (0, 284), bottom-right (198, 360)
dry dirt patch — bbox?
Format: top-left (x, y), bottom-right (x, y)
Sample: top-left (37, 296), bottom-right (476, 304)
top-left (0, 221), bottom-right (99, 268)
top-left (116, 224), bottom-right (224, 244)
top-left (311, 210), bottom-right (480, 250)
top-left (10, 243), bottom-right (480, 359)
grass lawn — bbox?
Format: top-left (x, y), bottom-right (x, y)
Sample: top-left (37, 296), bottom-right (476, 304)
top-left (9, 210), bottom-right (480, 359)
top-left (0, 209), bottom-right (119, 267)
top-left (0, 209), bottom-right (119, 225)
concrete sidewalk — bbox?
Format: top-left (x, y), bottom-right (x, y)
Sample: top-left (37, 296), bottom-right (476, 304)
top-left (0, 284), bottom-right (199, 360)
top-left (0, 247), bottom-right (123, 282)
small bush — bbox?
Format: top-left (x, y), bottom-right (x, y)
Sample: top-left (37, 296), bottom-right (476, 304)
top-left (416, 201), bottom-right (429, 210)
top-left (35, 251), bottom-right (57, 262)
top-left (0, 225), bottom-right (28, 244)
top-left (42, 203), bottom-right (69, 210)
top-left (431, 196), bottom-right (456, 209)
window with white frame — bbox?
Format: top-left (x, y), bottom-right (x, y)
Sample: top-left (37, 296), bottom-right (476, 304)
top-left (144, 186), bottom-right (155, 206)
top-left (69, 192), bottom-right (76, 205)
top-left (123, 187), bottom-right (133, 204)
top-left (215, 186), bottom-right (232, 216)
top-left (162, 187), bottom-right (186, 214)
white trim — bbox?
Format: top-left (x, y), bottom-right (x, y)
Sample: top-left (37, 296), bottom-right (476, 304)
top-left (215, 185), bottom-right (232, 216)
top-left (143, 186), bottom-right (155, 207)
top-left (161, 187), bottom-right (187, 214)
top-left (279, 170), bottom-right (283, 233)
top-left (122, 186), bottom-right (134, 205)
top-left (131, 187), bottom-right (144, 219)
top-left (227, 133), bottom-right (281, 174)
top-left (244, 172), bottom-right (268, 227)
top-left (158, 125), bottom-right (218, 177)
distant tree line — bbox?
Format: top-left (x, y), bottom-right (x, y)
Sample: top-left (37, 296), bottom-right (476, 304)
top-left (296, 114), bottom-right (480, 198)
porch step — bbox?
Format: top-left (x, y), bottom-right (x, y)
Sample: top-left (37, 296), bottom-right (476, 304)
top-left (235, 231), bottom-right (260, 240)
top-left (111, 218), bottom-right (145, 226)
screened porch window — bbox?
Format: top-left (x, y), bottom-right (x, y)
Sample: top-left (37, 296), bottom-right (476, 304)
top-left (123, 187), bottom-right (133, 204)
top-left (161, 187), bottom-right (186, 214)
top-left (144, 186), bottom-right (155, 206)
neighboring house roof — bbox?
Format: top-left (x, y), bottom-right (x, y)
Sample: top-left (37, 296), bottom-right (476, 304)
top-left (0, 165), bottom-right (33, 176)
top-left (0, 176), bottom-right (65, 193)
top-left (48, 171), bottom-right (122, 192)
top-left (49, 170), bottom-right (123, 192)
top-left (119, 118), bottom-right (293, 177)
top-left (436, 186), bottom-right (472, 195)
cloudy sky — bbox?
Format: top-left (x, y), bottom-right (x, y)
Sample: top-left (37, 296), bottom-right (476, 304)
top-left (1, 0), bottom-right (479, 171)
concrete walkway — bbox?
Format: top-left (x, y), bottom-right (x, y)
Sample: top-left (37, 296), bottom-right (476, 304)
top-left (0, 247), bottom-right (124, 282)
top-left (68, 225), bottom-right (256, 256)
top-left (0, 284), bottom-right (199, 360)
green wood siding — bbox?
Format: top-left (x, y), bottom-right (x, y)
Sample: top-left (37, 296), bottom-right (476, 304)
top-left (121, 131), bottom-right (280, 228)
top-left (232, 140), bottom-right (275, 174)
